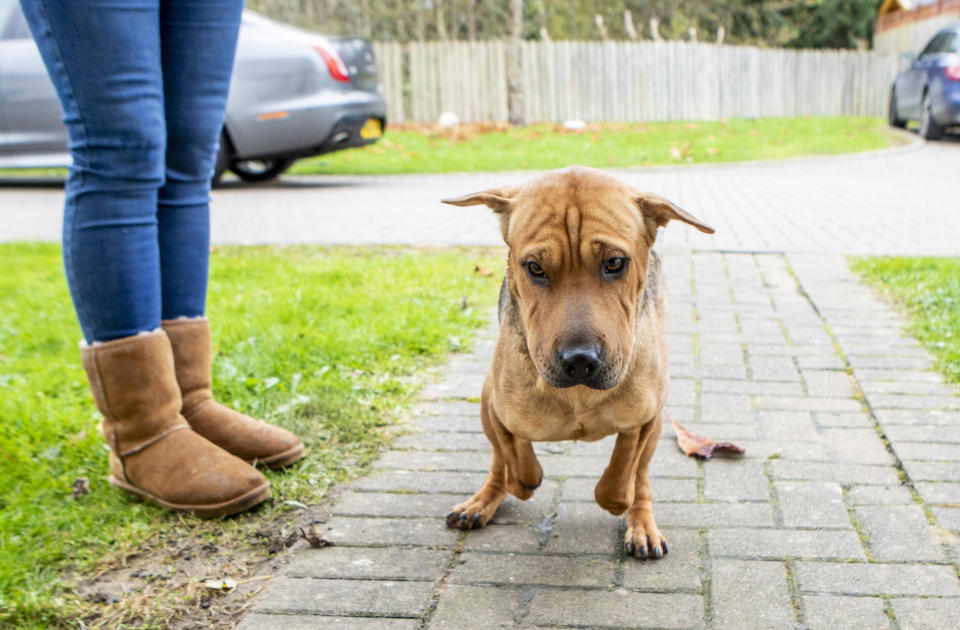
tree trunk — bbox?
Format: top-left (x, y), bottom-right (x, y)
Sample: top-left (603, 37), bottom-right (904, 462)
top-left (507, 0), bottom-right (525, 125)
top-left (467, 0), bottom-right (477, 41)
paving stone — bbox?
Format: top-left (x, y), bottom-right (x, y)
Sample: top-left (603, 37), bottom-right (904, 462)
top-left (930, 506), bottom-right (960, 531)
top-left (414, 401), bottom-right (482, 417)
top-left (656, 502), bottom-right (775, 528)
top-left (855, 369), bottom-right (944, 383)
top-left (822, 428), bottom-right (893, 465)
top-left (429, 585), bottom-right (520, 628)
top-left (704, 462), bottom-right (771, 502)
top-left (860, 379), bottom-right (950, 395)
top-left (451, 552), bottom-right (614, 587)
top-left (770, 461), bottom-right (901, 486)
top-left (461, 523), bottom-right (541, 554)
top-left (538, 455), bottom-right (612, 478)
top-left (914, 482), bottom-right (960, 504)
top-left (621, 528), bottom-right (702, 591)
top-left (284, 547), bottom-right (449, 580)
top-left (323, 517), bottom-right (460, 547)
top-left (856, 505), bottom-right (946, 562)
top-left (902, 461), bottom-right (960, 482)
top-left (754, 411), bottom-right (820, 442)
top-left (393, 432), bottom-right (491, 451)
top-left (546, 502), bottom-right (623, 554)
top-left (354, 470), bottom-right (489, 494)
top-left (885, 425), bottom-right (960, 444)
top-left (873, 409), bottom-right (960, 427)
top-left (894, 442), bottom-right (960, 461)
top-left (891, 597), bottom-right (960, 630)
top-left (711, 560), bottom-right (799, 630)
top-left (845, 484), bottom-right (915, 506)
top-left (254, 577), bottom-right (434, 616)
top-left (700, 379), bottom-right (803, 397)
top-left (795, 562), bottom-right (960, 596)
top-left (526, 589), bottom-right (704, 629)
top-left (237, 614), bottom-right (416, 630)
top-left (814, 411), bottom-right (875, 428)
top-left (776, 481), bottom-right (850, 529)
top-left (803, 371), bottom-right (857, 398)
top-left (377, 450), bottom-right (491, 472)
top-left (869, 395), bottom-right (960, 411)
top-left (708, 528), bottom-right (865, 560)
top-left (411, 414), bottom-right (482, 433)
top-left (756, 396), bottom-right (861, 413)
top-left (750, 357), bottom-right (801, 381)
top-left (802, 595), bottom-right (888, 630)
top-left (334, 491), bottom-right (464, 518)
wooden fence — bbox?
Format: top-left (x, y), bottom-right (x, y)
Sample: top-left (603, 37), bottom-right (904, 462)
top-left (373, 40), bottom-right (899, 124)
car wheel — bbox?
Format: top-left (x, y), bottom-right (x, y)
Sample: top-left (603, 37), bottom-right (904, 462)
top-left (918, 92), bottom-right (942, 140)
top-left (230, 158), bottom-right (294, 183)
top-left (888, 89), bottom-right (907, 129)
top-left (212, 131), bottom-right (233, 186)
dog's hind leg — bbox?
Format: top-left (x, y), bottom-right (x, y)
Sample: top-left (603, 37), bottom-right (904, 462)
top-left (623, 411), bottom-right (668, 560)
top-left (594, 429), bottom-right (644, 515)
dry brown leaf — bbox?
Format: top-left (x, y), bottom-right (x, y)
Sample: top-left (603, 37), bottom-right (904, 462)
top-left (298, 522), bottom-right (331, 548)
top-left (668, 412), bottom-right (745, 459)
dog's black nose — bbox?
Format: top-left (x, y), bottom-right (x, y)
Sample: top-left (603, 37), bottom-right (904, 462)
top-left (558, 344), bottom-right (602, 383)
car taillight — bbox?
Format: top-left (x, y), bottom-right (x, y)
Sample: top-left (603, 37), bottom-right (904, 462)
top-left (947, 65), bottom-right (960, 81)
top-left (313, 42), bottom-right (351, 83)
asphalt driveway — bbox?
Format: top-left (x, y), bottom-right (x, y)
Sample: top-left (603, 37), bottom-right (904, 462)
top-left (1, 136), bottom-right (957, 256)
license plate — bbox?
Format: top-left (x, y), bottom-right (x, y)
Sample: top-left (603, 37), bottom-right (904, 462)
top-left (360, 118), bottom-right (382, 139)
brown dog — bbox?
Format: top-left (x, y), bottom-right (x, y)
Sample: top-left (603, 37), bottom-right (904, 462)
top-left (441, 166), bottom-right (714, 559)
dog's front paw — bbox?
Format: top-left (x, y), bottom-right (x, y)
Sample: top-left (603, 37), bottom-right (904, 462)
top-left (446, 488), bottom-right (505, 531)
top-left (624, 511), bottom-right (668, 560)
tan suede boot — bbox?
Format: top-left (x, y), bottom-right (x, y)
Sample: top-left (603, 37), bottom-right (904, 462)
top-left (162, 318), bottom-right (305, 469)
top-left (81, 330), bottom-right (271, 518)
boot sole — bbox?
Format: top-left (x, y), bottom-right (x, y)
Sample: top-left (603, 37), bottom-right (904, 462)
top-left (255, 443), bottom-right (305, 470)
top-left (108, 475), bottom-right (271, 519)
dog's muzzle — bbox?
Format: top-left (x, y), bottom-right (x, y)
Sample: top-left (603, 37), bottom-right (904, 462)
top-left (546, 342), bottom-right (617, 390)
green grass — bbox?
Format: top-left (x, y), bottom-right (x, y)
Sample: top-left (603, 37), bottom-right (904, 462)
top-left (0, 243), bottom-right (502, 628)
top-left (291, 116), bottom-right (897, 175)
top-left (850, 257), bottom-right (960, 384)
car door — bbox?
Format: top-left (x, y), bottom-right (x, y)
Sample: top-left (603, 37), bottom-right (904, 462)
top-left (0, 1), bottom-right (69, 165)
top-left (899, 33), bottom-right (946, 118)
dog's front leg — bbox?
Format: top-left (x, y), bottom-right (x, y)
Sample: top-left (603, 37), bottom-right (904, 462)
top-left (446, 387), bottom-right (542, 530)
top-left (624, 411), bottom-right (668, 559)
top-left (594, 430), bottom-right (644, 515)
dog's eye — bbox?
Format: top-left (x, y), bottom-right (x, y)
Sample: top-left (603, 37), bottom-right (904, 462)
top-left (525, 261), bottom-right (548, 285)
top-left (602, 257), bottom-right (628, 278)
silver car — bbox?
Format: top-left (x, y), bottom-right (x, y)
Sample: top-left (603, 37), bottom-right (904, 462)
top-left (0, 2), bottom-right (386, 182)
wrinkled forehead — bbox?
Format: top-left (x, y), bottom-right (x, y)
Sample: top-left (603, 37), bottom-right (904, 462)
top-left (506, 170), bottom-right (648, 256)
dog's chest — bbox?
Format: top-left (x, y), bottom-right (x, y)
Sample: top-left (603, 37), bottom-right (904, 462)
top-left (500, 389), bottom-right (661, 443)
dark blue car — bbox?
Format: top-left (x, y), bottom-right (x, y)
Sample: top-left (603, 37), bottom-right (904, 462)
top-left (889, 23), bottom-right (960, 139)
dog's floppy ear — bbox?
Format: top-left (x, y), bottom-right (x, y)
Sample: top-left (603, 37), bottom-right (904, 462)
top-left (634, 191), bottom-right (715, 234)
top-left (441, 187), bottom-right (517, 214)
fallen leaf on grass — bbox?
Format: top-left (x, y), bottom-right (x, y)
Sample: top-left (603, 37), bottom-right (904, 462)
top-left (72, 477), bottom-right (90, 499)
top-left (669, 412), bottom-right (745, 459)
top-left (203, 578), bottom-right (237, 592)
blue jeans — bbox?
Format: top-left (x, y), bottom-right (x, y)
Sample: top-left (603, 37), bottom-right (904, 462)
top-left (20, 0), bottom-right (244, 343)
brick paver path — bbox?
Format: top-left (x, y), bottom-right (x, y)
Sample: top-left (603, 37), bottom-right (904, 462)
top-left (235, 141), bottom-right (960, 629)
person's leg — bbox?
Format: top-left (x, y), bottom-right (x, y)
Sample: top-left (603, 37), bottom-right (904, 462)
top-left (156, 0), bottom-right (304, 468)
top-left (19, 0), bottom-right (166, 343)
top-left (157, 0), bottom-right (244, 319)
top-left (19, 0), bottom-right (271, 516)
